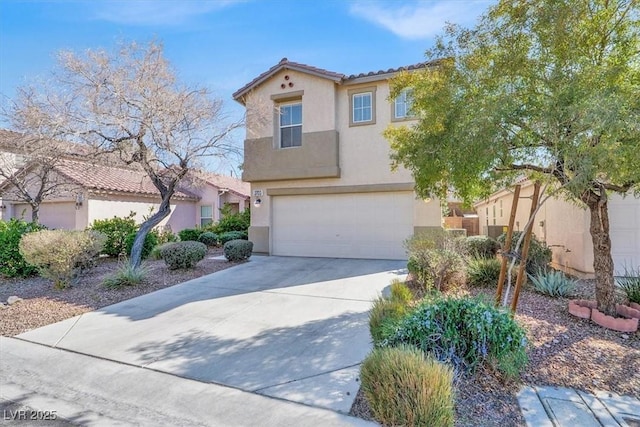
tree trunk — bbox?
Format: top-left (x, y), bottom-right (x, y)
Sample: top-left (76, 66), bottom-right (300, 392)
top-left (583, 190), bottom-right (617, 316)
top-left (130, 195), bottom-right (172, 269)
top-left (31, 204), bottom-right (40, 224)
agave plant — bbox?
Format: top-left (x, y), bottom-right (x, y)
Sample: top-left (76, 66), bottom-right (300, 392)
top-left (528, 269), bottom-right (576, 298)
top-left (616, 266), bottom-right (640, 305)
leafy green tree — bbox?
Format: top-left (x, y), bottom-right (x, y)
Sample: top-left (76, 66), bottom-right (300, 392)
top-left (385, 0), bottom-right (640, 315)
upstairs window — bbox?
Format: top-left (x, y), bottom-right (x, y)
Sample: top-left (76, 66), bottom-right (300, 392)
top-left (279, 102), bottom-right (302, 148)
top-left (349, 87), bottom-right (377, 127)
top-left (353, 92), bottom-right (372, 123)
top-left (393, 89), bottom-right (414, 120)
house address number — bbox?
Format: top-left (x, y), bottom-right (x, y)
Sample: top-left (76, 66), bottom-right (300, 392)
top-left (253, 190), bottom-right (264, 197)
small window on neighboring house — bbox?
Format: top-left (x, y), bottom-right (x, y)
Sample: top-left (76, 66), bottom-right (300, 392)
top-left (348, 87), bottom-right (377, 127)
top-left (492, 205), bottom-right (496, 225)
top-left (500, 200), bottom-right (503, 218)
top-left (394, 89), bottom-right (414, 120)
top-left (279, 102), bottom-right (302, 148)
top-left (200, 205), bottom-right (213, 226)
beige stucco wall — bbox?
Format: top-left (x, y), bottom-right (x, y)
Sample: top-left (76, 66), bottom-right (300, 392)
top-left (476, 183), bottom-right (594, 275)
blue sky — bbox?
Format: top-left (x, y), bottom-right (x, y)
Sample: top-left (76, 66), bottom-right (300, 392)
top-left (0, 0), bottom-right (493, 173)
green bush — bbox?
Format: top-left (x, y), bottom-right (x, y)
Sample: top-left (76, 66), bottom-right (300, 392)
top-left (617, 265), bottom-right (640, 304)
top-left (219, 230), bottom-right (248, 245)
top-left (467, 257), bottom-right (502, 287)
top-left (390, 279), bottom-right (413, 304)
top-left (90, 213), bottom-right (137, 257)
top-left (369, 297), bottom-right (408, 346)
top-left (223, 239), bottom-right (253, 261)
top-left (124, 231), bottom-right (158, 260)
top-left (498, 231), bottom-right (552, 275)
top-left (465, 235), bottom-right (500, 259)
top-left (385, 295), bottom-right (528, 377)
top-left (178, 228), bottom-right (202, 242)
top-left (150, 242), bottom-right (173, 260)
top-left (103, 262), bottom-right (149, 288)
top-left (198, 231), bottom-right (218, 247)
top-left (528, 268), bottom-right (576, 297)
top-left (155, 227), bottom-right (178, 245)
top-left (210, 205), bottom-right (250, 234)
top-left (0, 219), bottom-right (46, 278)
top-left (360, 345), bottom-right (455, 427)
top-left (19, 230), bottom-right (106, 288)
top-left (161, 241), bottom-right (207, 270)
top-left (405, 229), bottom-right (467, 291)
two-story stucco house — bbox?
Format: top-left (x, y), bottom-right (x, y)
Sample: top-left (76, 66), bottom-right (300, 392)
top-left (233, 58), bottom-right (442, 260)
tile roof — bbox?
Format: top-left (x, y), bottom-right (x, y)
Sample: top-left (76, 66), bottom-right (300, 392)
top-left (54, 159), bottom-right (199, 200)
top-left (197, 170), bottom-right (250, 197)
top-left (232, 58), bottom-right (438, 102)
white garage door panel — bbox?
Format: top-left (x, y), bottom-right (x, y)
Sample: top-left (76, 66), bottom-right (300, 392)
top-left (609, 195), bottom-right (640, 272)
top-left (272, 192), bottom-right (413, 260)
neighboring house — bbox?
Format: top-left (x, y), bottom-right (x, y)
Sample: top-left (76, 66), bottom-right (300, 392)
top-left (475, 180), bottom-right (640, 277)
top-left (0, 136), bottom-right (249, 230)
top-left (232, 58), bottom-right (442, 259)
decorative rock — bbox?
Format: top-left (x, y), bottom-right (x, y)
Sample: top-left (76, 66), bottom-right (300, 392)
top-left (7, 296), bottom-right (23, 305)
top-left (621, 334), bottom-right (630, 340)
top-left (0, 302), bottom-right (7, 309)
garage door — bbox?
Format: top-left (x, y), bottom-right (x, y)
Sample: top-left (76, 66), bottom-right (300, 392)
top-left (609, 195), bottom-right (640, 272)
top-left (13, 202), bottom-right (76, 229)
top-left (272, 192), bottom-right (414, 260)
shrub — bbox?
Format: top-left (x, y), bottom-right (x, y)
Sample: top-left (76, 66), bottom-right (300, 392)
top-left (360, 345), bottom-right (455, 427)
top-left (19, 230), bottom-right (106, 288)
top-left (90, 213), bottom-right (137, 257)
top-left (150, 242), bottom-right (174, 260)
top-left (0, 219), bottom-right (46, 278)
top-left (405, 229), bottom-right (467, 292)
top-left (124, 231), bottom-right (158, 260)
top-left (498, 231), bottom-right (552, 275)
top-left (385, 295), bottom-right (528, 377)
top-left (161, 241), bottom-right (207, 270)
top-left (198, 231), bottom-right (218, 247)
top-left (223, 239), bottom-right (253, 261)
top-left (369, 297), bottom-right (409, 346)
top-left (178, 228), bottom-right (202, 242)
top-left (465, 235), bottom-right (500, 259)
top-left (617, 265), bottom-right (640, 304)
top-left (155, 227), bottom-right (178, 245)
top-left (219, 230), bottom-right (248, 245)
top-left (528, 268), bottom-right (576, 297)
top-left (389, 279), bottom-right (413, 304)
top-left (467, 257), bottom-right (502, 287)
top-left (103, 262), bottom-right (149, 288)
top-left (211, 205), bottom-right (250, 234)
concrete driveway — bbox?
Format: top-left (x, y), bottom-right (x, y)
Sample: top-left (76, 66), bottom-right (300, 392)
top-left (13, 256), bottom-right (406, 415)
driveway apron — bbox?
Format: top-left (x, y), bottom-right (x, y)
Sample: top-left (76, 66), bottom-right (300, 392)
top-left (16, 256), bottom-right (406, 413)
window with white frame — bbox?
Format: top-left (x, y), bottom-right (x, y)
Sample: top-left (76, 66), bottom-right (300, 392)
top-left (394, 89), bottom-right (414, 119)
top-left (200, 205), bottom-right (213, 226)
top-left (352, 92), bottom-right (373, 123)
top-left (279, 102), bottom-right (302, 148)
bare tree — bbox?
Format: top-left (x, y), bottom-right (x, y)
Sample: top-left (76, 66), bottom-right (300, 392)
top-left (0, 129), bottom-right (84, 223)
top-left (10, 40), bottom-right (243, 268)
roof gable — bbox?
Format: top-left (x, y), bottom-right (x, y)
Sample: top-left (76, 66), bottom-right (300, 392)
top-left (232, 58), bottom-right (345, 102)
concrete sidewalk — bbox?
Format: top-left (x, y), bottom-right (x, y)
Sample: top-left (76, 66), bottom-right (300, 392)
top-left (1, 337), bottom-right (375, 426)
top-left (519, 385), bottom-right (640, 427)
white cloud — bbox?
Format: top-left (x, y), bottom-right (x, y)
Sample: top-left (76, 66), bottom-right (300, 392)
top-left (350, 0), bottom-right (493, 40)
top-left (90, 0), bottom-right (244, 26)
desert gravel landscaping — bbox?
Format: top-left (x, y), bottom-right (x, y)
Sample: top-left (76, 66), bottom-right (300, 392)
top-left (0, 249), bottom-right (242, 337)
top-left (351, 279), bottom-right (640, 427)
